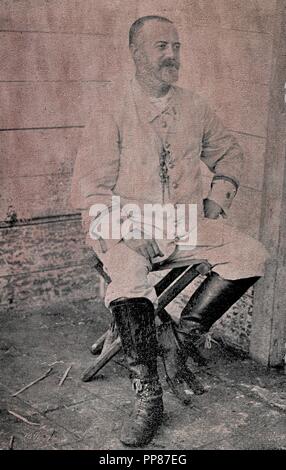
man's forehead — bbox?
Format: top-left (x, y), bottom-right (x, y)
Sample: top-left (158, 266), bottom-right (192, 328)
top-left (138, 20), bottom-right (179, 44)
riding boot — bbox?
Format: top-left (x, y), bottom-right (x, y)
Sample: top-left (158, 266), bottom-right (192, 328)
top-left (157, 317), bottom-right (205, 404)
top-left (109, 297), bottom-right (163, 447)
top-left (175, 272), bottom-right (260, 351)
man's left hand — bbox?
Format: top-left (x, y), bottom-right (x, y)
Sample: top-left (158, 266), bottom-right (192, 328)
top-left (203, 198), bottom-right (223, 219)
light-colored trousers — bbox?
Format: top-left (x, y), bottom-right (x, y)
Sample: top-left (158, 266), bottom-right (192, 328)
top-left (98, 219), bottom-right (269, 309)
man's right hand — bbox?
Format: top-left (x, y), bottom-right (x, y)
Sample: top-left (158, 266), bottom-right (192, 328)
top-left (123, 237), bottom-right (164, 261)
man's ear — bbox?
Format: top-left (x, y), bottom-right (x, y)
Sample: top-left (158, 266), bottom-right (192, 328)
top-left (129, 43), bottom-right (139, 61)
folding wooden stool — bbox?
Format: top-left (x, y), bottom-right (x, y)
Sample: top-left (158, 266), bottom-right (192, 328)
top-left (82, 253), bottom-right (212, 391)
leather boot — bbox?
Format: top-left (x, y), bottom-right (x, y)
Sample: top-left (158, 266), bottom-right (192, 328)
top-left (109, 297), bottom-right (163, 447)
top-left (157, 318), bottom-right (205, 405)
top-left (175, 272), bottom-right (260, 351)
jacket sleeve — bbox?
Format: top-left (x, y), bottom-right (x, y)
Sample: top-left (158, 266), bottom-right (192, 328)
top-left (200, 101), bottom-right (244, 215)
top-left (70, 109), bottom-right (122, 252)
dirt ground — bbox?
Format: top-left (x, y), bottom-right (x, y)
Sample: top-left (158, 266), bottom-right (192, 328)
top-left (0, 298), bottom-right (285, 450)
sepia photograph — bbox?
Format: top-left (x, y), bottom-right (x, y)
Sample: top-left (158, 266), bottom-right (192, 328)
top-left (0, 0), bottom-right (285, 454)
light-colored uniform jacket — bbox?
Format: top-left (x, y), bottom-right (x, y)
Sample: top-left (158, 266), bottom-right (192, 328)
top-left (71, 79), bottom-right (243, 254)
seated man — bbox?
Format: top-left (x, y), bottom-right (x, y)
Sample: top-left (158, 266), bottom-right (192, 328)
top-left (71, 15), bottom-right (269, 447)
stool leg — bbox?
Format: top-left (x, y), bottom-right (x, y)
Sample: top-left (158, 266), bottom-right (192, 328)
top-left (90, 331), bottom-right (108, 355)
top-left (156, 265), bottom-right (200, 313)
top-left (82, 335), bottom-right (121, 382)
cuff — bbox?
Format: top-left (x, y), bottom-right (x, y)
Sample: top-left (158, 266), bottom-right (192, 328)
top-left (207, 179), bottom-right (237, 217)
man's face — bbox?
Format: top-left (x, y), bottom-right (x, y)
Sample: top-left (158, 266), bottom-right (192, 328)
top-left (132, 21), bottom-right (181, 85)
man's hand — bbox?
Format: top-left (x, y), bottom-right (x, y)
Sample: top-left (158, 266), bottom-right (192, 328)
top-left (123, 237), bottom-right (164, 261)
top-left (203, 198), bottom-right (223, 219)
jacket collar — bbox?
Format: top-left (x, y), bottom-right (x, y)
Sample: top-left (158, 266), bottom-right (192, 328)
top-left (131, 77), bottom-right (178, 124)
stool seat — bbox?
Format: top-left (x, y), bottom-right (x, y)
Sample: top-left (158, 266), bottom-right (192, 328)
top-left (151, 257), bottom-right (211, 273)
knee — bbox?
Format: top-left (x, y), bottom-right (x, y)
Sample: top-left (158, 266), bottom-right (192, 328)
top-left (102, 242), bottom-right (151, 279)
top-left (247, 238), bottom-right (269, 264)
top-left (238, 236), bottom-right (270, 273)
top-left (109, 252), bottom-right (150, 284)
top-left (128, 256), bottom-right (150, 279)
top-left (256, 241), bottom-right (270, 265)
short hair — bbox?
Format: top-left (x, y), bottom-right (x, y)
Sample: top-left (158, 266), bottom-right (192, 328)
top-left (129, 15), bottom-right (173, 47)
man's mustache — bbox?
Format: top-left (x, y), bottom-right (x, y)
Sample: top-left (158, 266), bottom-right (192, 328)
top-left (159, 59), bottom-right (180, 70)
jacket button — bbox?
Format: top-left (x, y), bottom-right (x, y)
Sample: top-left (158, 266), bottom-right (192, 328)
top-left (172, 182), bottom-right (178, 189)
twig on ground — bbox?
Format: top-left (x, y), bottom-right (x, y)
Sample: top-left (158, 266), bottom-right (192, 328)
top-left (8, 410), bottom-right (40, 426)
top-left (47, 429), bottom-right (55, 441)
top-left (47, 360), bottom-right (64, 367)
top-left (9, 435), bottom-right (15, 450)
top-left (58, 365), bottom-right (72, 387)
top-left (12, 367), bottom-right (53, 397)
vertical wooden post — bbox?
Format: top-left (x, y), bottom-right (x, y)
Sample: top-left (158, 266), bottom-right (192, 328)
top-left (250, 0), bottom-right (286, 366)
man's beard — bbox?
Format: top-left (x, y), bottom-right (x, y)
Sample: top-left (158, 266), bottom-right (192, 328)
top-left (136, 56), bottom-right (180, 86)
top-left (158, 59), bottom-right (180, 84)
top-left (160, 65), bottom-right (179, 84)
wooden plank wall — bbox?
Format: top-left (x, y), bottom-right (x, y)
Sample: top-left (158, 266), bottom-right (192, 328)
top-left (250, 0), bottom-right (286, 366)
top-left (0, 1), bottom-right (278, 322)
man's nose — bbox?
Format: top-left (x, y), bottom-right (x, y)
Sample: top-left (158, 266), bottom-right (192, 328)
top-left (164, 44), bottom-right (176, 59)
